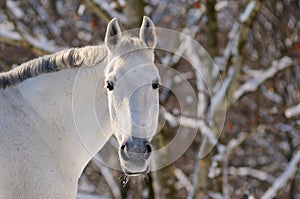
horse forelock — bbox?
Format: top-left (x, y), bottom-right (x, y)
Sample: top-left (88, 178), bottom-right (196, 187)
top-left (104, 36), bottom-right (155, 76)
top-left (0, 45), bottom-right (107, 89)
top-left (117, 36), bottom-right (152, 56)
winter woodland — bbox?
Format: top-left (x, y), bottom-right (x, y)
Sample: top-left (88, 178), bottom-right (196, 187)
top-left (0, 0), bottom-right (299, 198)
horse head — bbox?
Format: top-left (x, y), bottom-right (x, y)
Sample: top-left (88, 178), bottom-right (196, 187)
top-left (104, 17), bottom-right (159, 175)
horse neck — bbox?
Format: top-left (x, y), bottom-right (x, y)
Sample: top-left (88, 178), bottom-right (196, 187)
top-left (16, 61), bottom-right (111, 178)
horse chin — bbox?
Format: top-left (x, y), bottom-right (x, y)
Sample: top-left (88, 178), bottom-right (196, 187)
top-left (122, 167), bottom-right (149, 176)
top-left (121, 167), bottom-right (149, 176)
top-left (119, 159), bottom-right (150, 176)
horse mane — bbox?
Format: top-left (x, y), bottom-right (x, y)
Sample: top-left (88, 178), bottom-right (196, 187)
top-left (0, 45), bottom-right (107, 89)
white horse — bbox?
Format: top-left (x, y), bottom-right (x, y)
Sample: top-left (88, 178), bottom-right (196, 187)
top-left (0, 16), bottom-right (159, 198)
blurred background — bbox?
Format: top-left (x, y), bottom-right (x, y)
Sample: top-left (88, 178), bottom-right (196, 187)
top-left (0, 0), bottom-right (299, 198)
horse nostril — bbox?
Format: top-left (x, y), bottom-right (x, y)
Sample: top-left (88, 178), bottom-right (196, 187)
top-left (145, 143), bottom-right (152, 159)
top-left (120, 144), bottom-right (130, 161)
top-left (121, 144), bottom-right (126, 151)
top-left (145, 143), bottom-right (152, 153)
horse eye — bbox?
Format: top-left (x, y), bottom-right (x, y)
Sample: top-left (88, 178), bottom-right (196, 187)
top-left (106, 80), bottom-right (114, 91)
top-left (152, 81), bottom-right (159, 89)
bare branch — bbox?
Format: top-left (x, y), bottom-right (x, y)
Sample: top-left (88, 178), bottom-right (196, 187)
top-left (233, 56), bottom-right (293, 103)
top-left (1, 2), bottom-right (64, 55)
top-left (239, 1), bottom-right (257, 23)
top-left (285, 103), bottom-right (300, 118)
top-left (162, 110), bottom-right (218, 146)
top-left (3, 4), bottom-right (49, 55)
top-left (221, 131), bottom-right (256, 199)
top-left (226, 0), bottom-right (262, 104)
top-left (173, 167), bottom-right (193, 192)
top-left (215, 23), bottom-right (239, 71)
top-left (261, 149), bottom-right (300, 199)
top-left (80, 0), bottom-right (112, 23)
top-left (0, 29), bottom-right (63, 55)
top-left (229, 167), bottom-right (275, 184)
top-left (92, 154), bottom-right (121, 199)
top-left (208, 126), bottom-right (265, 199)
top-left (81, 0), bottom-right (126, 24)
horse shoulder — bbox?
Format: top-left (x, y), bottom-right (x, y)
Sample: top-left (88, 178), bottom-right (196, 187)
top-left (0, 89), bottom-right (77, 198)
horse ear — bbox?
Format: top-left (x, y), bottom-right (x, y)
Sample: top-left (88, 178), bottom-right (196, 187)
top-left (105, 18), bottom-right (122, 51)
top-left (139, 16), bottom-right (156, 49)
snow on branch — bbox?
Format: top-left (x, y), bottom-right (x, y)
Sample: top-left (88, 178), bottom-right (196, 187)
top-left (0, 29), bottom-right (61, 55)
top-left (229, 167), bottom-right (275, 184)
top-left (1, 2), bottom-right (65, 55)
top-left (21, 29), bottom-right (64, 53)
top-left (81, 0), bottom-right (112, 23)
top-left (173, 167), bottom-right (193, 192)
top-left (0, 29), bottom-right (21, 43)
top-left (0, 29), bottom-right (63, 55)
top-left (285, 103), bottom-right (300, 118)
top-left (233, 56), bottom-right (293, 103)
top-left (215, 23), bottom-right (239, 71)
top-left (224, 131), bottom-right (254, 159)
top-left (239, 1), bottom-right (257, 23)
top-left (261, 149), bottom-right (300, 199)
top-left (221, 0), bottom-right (262, 105)
top-left (92, 154), bottom-right (121, 199)
top-left (82, 0), bottom-right (126, 24)
top-left (6, 0), bottom-right (24, 19)
top-left (163, 111), bottom-right (218, 145)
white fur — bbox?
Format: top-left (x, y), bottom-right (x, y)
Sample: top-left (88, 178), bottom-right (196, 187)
top-left (0, 17), bottom-right (158, 198)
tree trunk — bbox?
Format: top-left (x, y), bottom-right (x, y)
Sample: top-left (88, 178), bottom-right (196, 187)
top-left (123, 0), bottom-right (145, 29)
top-left (205, 0), bottom-right (218, 56)
top-left (195, 152), bottom-right (213, 199)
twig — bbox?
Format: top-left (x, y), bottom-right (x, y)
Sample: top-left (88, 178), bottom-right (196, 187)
top-left (275, 123), bottom-right (300, 141)
top-left (151, 0), bottom-right (170, 24)
top-left (1, 4), bottom-right (64, 55)
top-left (229, 167), bottom-right (275, 184)
top-left (187, 158), bottom-right (200, 199)
top-left (226, 0), bottom-right (262, 104)
top-left (260, 85), bottom-right (282, 104)
top-left (221, 131), bottom-right (255, 199)
top-left (92, 154), bottom-right (121, 199)
top-left (222, 149), bottom-right (230, 199)
top-left (215, 22), bottom-right (239, 71)
top-left (285, 103), bottom-right (300, 118)
top-left (239, 1), bottom-right (257, 23)
top-left (261, 149), bottom-right (300, 199)
top-left (225, 130), bottom-right (256, 159)
top-left (233, 56), bottom-right (293, 103)
top-left (162, 110), bottom-right (217, 146)
top-left (80, 0), bottom-right (111, 23)
top-left (182, 15), bottom-right (220, 199)
top-left (188, 2), bottom-right (262, 198)
top-left (210, 126), bottom-right (263, 199)
top-left (4, 4), bottom-right (50, 55)
top-left (81, 0), bottom-right (126, 24)
top-left (159, 42), bottom-right (186, 103)
top-left (173, 167), bottom-right (193, 192)
top-left (0, 29), bottom-right (63, 55)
